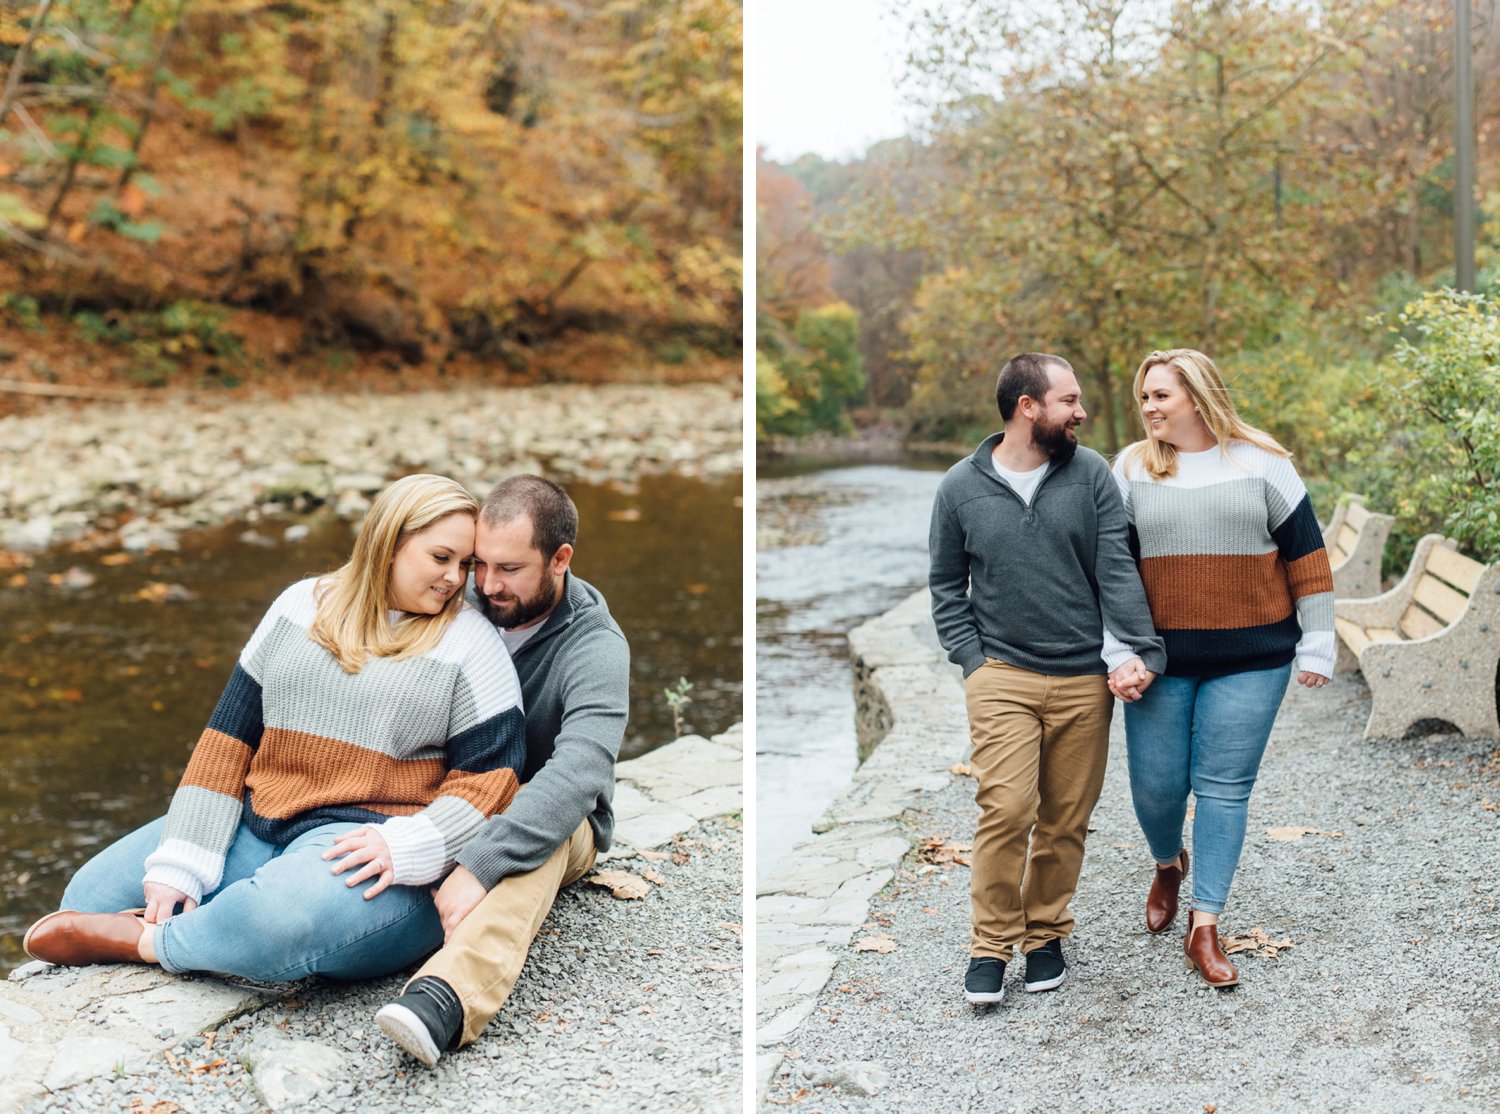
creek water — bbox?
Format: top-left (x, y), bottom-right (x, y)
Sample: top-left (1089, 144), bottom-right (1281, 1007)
top-left (0, 471), bottom-right (741, 972)
top-left (755, 459), bottom-right (947, 880)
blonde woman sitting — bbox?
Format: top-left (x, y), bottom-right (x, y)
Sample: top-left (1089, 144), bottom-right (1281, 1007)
top-left (25, 474), bottom-right (526, 982)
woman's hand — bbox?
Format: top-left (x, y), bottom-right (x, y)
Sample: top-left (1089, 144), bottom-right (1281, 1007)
top-left (324, 826), bottom-right (395, 899)
top-left (143, 882), bottom-right (197, 924)
top-left (1298, 671), bottom-right (1330, 689)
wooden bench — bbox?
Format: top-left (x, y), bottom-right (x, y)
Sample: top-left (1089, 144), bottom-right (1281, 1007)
top-left (1321, 495), bottom-right (1394, 599)
top-left (1333, 534), bottom-right (1500, 739)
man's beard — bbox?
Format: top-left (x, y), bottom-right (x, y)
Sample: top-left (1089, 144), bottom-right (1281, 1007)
top-left (478, 575), bottom-right (558, 629)
top-left (1032, 416), bottom-right (1079, 465)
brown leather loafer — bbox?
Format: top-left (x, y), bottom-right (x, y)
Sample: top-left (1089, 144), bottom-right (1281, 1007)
top-left (23, 910), bottom-right (147, 966)
top-left (1146, 849), bottom-right (1188, 933)
top-left (1183, 910), bottom-right (1239, 988)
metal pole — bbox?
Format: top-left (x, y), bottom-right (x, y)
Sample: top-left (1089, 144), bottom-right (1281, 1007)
top-left (1455, 0), bottom-right (1476, 292)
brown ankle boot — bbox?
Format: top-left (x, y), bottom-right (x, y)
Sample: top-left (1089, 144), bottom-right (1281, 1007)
top-left (1184, 910), bottom-right (1238, 988)
top-left (23, 910), bottom-right (148, 966)
top-left (1146, 850), bottom-right (1188, 933)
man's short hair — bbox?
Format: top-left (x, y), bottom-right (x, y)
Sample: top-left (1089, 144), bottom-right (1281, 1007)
top-left (480, 475), bottom-right (578, 557)
top-left (995, 353), bottom-right (1071, 421)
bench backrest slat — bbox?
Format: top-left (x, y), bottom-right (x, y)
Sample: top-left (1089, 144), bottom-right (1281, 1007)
top-left (1345, 501), bottom-right (1370, 531)
top-left (1426, 544), bottom-right (1484, 595)
top-left (1399, 600), bottom-right (1447, 641)
top-left (1412, 573), bottom-right (1470, 626)
top-left (1336, 523), bottom-right (1359, 555)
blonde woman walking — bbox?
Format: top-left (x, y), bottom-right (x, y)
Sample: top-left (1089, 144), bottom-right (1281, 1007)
top-left (1109, 350), bottom-right (1333, 988)
top-left (25, 474), bottom-right (526, 982)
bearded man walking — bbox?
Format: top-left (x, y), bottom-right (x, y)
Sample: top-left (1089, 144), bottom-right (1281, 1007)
top-left (928, 353), bottom-right (1165, 1005)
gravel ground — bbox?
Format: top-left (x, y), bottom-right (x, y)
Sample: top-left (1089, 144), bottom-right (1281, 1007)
top-left (764, 676), bottom-right (1500, 1112)
top-left (25, 817), bottom-right (743, 1113)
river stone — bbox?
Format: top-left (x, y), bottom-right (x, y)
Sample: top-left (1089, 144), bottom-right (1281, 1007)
top-left (818, 1061), bottom-right (890, 1096)
top-left (41, 1036), bottom-right (147, 1091)
top-left (247, 1036), bottom-right (347, 1109)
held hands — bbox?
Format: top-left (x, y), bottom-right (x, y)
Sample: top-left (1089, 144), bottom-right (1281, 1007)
top-left (1107, 657), bottom-right (1156, 703)
top-left (143, 882), bottom-right (197, 924)
top-left (1297, 671), bottom-right (1331, 689)
top-left (431, 866), bottom-right (487, 942)
top-left (324, 826), bottom-right (395, 900)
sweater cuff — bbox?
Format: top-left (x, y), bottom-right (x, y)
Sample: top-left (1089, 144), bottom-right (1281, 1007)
top-left (377, 815), bottom-right (446, 886)
top-left (142, 863), bottom-right (207, 906)
top-left (955, 645), bottom-right (987, 678)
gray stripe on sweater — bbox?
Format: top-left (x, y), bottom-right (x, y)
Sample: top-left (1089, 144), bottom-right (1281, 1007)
top-left (1131, 478), bottom-right (1275, 558)
top-left (1297, 590), bottom-right (1334, 630)
top-left (248, 620), bottom-right (461, 756)
top-left (162, 784), bottom-right (244, 855)
top-left (424, 794), bottom-right (486, 864)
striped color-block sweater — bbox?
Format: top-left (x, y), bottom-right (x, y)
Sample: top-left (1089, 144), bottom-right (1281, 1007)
top-left (143, 578), bottom-right (526, 903)
top-left (1111, 441), bottom-right (1336, 679)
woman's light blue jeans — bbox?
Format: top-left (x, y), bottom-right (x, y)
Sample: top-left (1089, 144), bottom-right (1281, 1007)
top-left (1122, 664), bottom-right (1292, 915)
top-left (61, 816), bottom-right (443, 982)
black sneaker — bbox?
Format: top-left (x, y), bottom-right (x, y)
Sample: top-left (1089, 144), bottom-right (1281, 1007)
top-left (963, 956), bottom-right (1006, 1005)
top-left (375, 976), bottom-right (464, 1067)
top-left (1023, 938), bottom-right (1066, 992)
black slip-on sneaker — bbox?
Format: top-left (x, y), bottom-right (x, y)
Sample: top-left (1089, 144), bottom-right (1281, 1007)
top-left (1023, 938), bottom-right (1066, 992)
top-left (964, 956), bottom-right (1006, 1005)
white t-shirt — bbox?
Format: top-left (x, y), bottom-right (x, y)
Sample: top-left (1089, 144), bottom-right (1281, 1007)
top-left (990, 451), bottom-right (1048, 506)
top-left (500, 622), bottom-right (543, 655)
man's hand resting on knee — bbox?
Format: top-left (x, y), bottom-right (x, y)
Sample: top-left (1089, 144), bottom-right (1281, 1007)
top-left (432, 866), bottom-right (487, 940)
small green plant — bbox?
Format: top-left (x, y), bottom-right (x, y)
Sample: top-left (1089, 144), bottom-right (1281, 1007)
top-left (0, 292), bottom-right (44, 331)
top-left (664, 677), bottom-right (694, 738)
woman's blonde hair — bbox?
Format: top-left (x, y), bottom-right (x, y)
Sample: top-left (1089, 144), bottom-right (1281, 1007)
top-left (310, 473), bottom-right (479, 673)
top-left (1122, 348), bottom-right (1289, 480)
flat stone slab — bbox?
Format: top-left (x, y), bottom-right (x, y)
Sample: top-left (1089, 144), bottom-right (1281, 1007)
top-left (0, 963), bottom-right (284, 1110)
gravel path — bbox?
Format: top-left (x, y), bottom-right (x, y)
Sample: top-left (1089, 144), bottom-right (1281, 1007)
top-left (762, 677), bottom-right (1500, 1112)
top-left (24, 816), bottom-right (743, 1114)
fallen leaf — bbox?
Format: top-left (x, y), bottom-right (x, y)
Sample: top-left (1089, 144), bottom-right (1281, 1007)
top-left (950, 763), bottom-right (972, 777)
top-left (916, 835), bottom-right (972, 867)
top-left (136, 581), bottom-right (197, 604)
top-left (921, 906), bottom-right (939, 914)
top-left (100, 552), bottom-right (132, 566)
top-left (1481, 801), bottom-right (1497, 813)
top-left (671, 848), bottom-right (692, 865)
top-left (191, 1058), bottom-right (226, 1073)
top-left (1221, 926), bottom-right (1294, 958)
top-left (854, 934), bottom-right (897, 954)
top-left (1266, 826), bottom-right (1342, 842)
top-left (684, 582), bottom-right (709, 594)
top-left (1266, 826), bottom-right (1318, 842)
top-left (720, 922), bottom-right (742, 934)
top-left (635, 849), bottom-right (670, 860)
top-left (47, 687), bottom-right (84, 703)
top-left (607, 508), bottom-right (642, 521)
top-left (642, 867), bottom-right (666, 885)
top-left (586, 870), bottom-right (652, 900)
top-left (6, 573), bottom-right (26, 587)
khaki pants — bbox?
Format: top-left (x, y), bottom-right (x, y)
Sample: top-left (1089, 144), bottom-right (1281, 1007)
top-left (409, 819), bottom-right (597, 1046)
top-left (965, 660), bottom-right (1113, 960)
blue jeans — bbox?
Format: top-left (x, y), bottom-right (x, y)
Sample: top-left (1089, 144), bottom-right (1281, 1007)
top-left (62, 816), bottom-right (443, 982)
top-left (1122, 664), bottom-right (1292, 915)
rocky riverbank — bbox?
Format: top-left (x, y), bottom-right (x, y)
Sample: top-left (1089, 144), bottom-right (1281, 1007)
top-left (756, 592), bottom-right (1500, 1110)
top-left (3, 725), bottom-right (744, 1114)
top-left (0, 383), bottom-right (742, 555)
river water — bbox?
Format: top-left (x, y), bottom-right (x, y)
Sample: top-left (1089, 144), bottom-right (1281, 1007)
top-left (755, 459), bottom-right (947, 880)
top-left (0, 471), bottom-right (741, 972)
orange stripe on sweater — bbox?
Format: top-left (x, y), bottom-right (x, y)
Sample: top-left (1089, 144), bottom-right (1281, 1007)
top-left (1285, 550), bottom-right (1334, 599)
top-left (244, 728), bottom-right (450, 820)
top-left (180, 729), bottom-right (254, 799)
top-left (1140, 552), bottom-right (1294, 630)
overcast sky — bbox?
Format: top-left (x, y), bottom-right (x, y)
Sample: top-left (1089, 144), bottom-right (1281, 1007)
top-left (755, 0), bottom-right (923, 163)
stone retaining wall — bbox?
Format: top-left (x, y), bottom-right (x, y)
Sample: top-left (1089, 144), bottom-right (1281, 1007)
top-left (755, 590), bottom-right (964, 1102)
